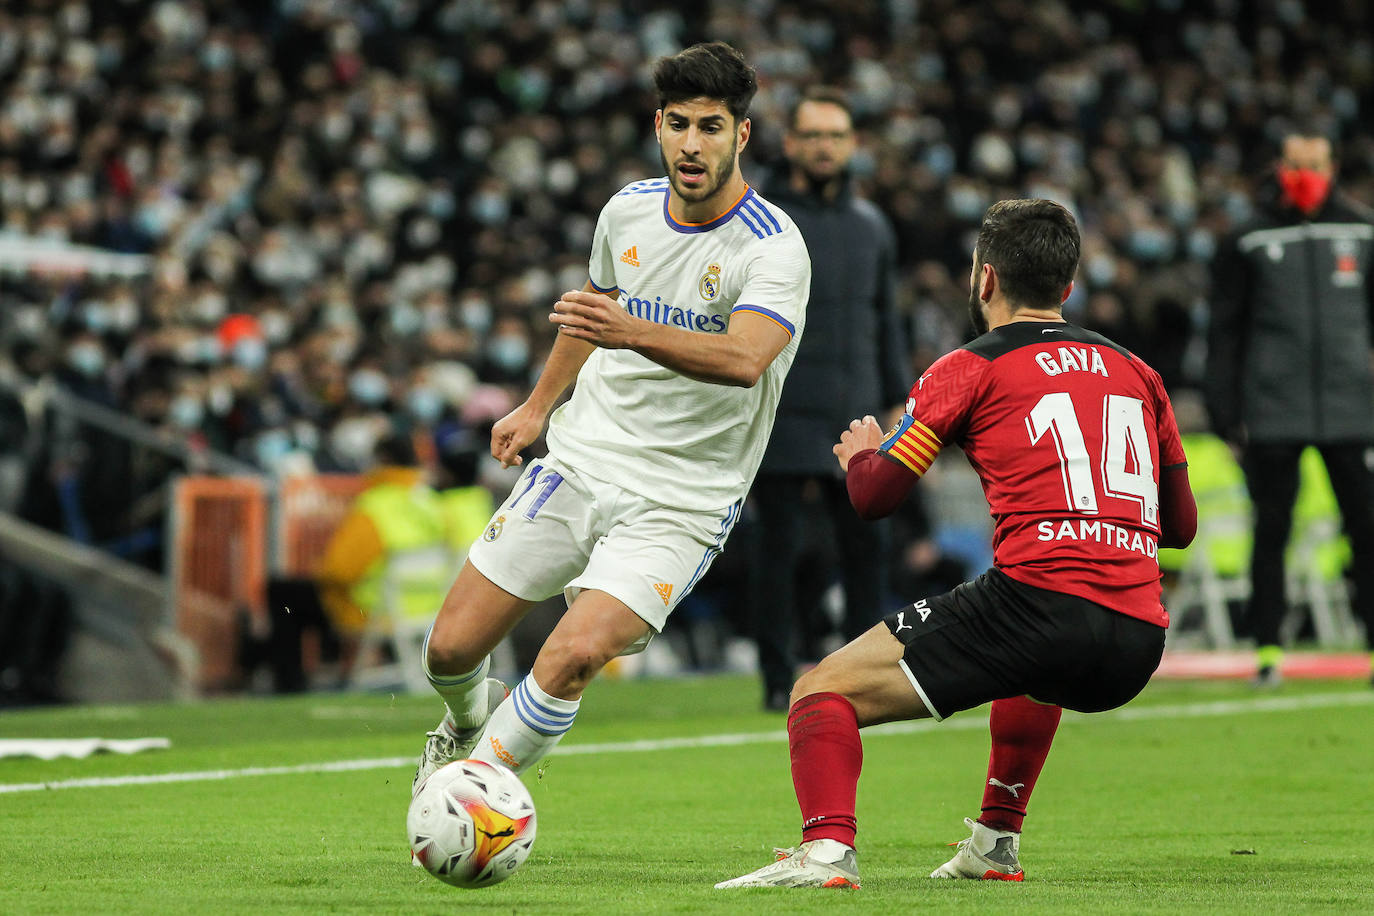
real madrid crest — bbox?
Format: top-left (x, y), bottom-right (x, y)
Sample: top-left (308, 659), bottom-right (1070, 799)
top-left (484, 515), bottom-right (506, 542)
top-left (699, 262), bottom-right (722, 301)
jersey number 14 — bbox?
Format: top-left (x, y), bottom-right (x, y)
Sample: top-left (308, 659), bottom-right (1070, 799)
top-left (1025, 392), bottom-right (1158, 526)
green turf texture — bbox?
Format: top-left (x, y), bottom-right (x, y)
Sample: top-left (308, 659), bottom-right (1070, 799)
top-left (1, 675), bottom-right (1371, 914)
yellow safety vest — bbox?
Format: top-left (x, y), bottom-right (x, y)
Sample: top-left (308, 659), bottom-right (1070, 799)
top-left (437, 485), bottom-right (496, 555)
top-left (350, 483), bottom-right (451, 621)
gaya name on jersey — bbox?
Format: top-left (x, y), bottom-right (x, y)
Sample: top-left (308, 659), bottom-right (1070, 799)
top-left (624, 292), bottom-right (727, 333)
top-left (1036, 518), bottom-right (1158, 559)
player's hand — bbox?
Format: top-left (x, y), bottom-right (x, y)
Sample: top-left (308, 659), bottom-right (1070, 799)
top-left (832, 415), bottom-right (884, 472)
top-left (550, 290), bottom-right (638, 348)
top-left (489, 402), bottom-right (547, 469)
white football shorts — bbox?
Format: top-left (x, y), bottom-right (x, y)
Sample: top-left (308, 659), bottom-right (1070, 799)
top-left (465, 453), bottom-right (742, 654)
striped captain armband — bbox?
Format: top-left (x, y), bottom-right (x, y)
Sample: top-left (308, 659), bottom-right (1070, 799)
top-left (878, 414), bottom-right (942, 476)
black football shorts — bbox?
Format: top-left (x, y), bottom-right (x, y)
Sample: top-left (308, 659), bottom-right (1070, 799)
top-left (882, 567), bottom-right (1165, 719)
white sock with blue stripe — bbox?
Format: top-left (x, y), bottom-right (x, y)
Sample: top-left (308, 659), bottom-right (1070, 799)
top-left (470, 673), bottom-right (578, 774)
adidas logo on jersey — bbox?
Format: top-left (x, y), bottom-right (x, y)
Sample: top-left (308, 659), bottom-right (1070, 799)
top-left (653, 582), bottom-right (673, 605)
top-left (620, 245), bottom-right (640, 267)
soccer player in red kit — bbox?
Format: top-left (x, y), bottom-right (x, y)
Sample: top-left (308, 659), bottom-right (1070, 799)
top-left (717, 199), bottom-right (1197, 890)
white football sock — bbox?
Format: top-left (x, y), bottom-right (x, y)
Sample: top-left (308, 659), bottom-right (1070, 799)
top-left (807, 838), bottom-right (854, 861)
top-left (422, 634), bottom-right (490, 730)
top-left (470, 673), bottom-right (578, 774)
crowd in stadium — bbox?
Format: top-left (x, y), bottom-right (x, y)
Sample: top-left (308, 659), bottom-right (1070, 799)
top-left (0, 0), bottom-right (1370, 563)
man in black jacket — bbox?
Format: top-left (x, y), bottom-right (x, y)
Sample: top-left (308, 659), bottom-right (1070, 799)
top-left (747, 88), bottom-right (910, 710)
top-left (1205, 127), bottom-right (1374, 686)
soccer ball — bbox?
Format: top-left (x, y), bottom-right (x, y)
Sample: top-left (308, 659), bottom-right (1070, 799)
top-left (408, 759), bottom-right (537, 888)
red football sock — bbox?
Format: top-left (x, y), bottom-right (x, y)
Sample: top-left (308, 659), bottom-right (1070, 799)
top-left (979, 695), bottom-right (1062, 833)
top-left (789, 692), bottom-right (862, 848)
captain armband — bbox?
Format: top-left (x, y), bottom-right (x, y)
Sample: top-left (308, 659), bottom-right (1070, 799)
top-left (878, 414), bottom-right (943, 477)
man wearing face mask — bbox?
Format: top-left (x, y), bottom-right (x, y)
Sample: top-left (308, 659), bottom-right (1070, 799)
top-left (746, 87), bottom-right (909, 711)
top-left (1205, 126), bottom-right (1374, 687)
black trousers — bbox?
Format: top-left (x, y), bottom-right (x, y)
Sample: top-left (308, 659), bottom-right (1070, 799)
top-left (747, 473), bottom-right (890, 697)
top-left (1243, 442), bottom-right (1374, 647)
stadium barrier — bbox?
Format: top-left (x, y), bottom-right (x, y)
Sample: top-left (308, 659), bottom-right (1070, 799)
top-left (170, 476), bottom-right (269, 689)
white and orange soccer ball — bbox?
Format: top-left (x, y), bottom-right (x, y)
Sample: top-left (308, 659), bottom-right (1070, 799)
top-left (408, 759), bottom-right (537, 888)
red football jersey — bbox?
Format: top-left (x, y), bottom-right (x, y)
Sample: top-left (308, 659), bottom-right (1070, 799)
top-left (881, 322), bottom-right (1187, 626)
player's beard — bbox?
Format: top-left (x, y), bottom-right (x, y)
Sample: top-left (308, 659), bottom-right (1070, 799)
top-left (661, 145), bottom-right (736, 205)
top-left (968, 269), bottom-right (989, 336)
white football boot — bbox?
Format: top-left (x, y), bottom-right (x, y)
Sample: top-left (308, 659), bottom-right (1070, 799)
top-left (411, 677), bottom-right (508, 796)
top-left (930, 817), bottom-right (1024, 881)
top-left (715, 839), bottom-right (860, 889)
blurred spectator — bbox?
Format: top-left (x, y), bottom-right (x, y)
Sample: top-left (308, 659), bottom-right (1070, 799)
top-left (1204, 126), bottom-right (1374, 687)
top-left (314, 433), bottom-right (450, 683)
top-left (746, 87), bottom-right (908, 711)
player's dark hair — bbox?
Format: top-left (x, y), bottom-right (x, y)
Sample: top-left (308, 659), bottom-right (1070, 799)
top-left (975, 199), bottom-right (1081, 310)
top-left (652, 42), bottom-right (757, 123)
top-left (788, 86), bottom-right (852, 130)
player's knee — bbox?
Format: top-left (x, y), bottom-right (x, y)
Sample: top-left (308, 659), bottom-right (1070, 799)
top-left (536, 636), bottom-right (610, 696)
top-left (423, 634), bottom-right (483, 676)
top-left (790, 662), bottom-right (848, 707)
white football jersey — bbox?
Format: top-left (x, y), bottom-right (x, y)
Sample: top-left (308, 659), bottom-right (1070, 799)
top-left (546, 178), bottom-right (811, 511)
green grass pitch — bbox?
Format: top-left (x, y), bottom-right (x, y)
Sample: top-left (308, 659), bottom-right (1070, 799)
top-left (1, 674), bottom-right (1371, 914)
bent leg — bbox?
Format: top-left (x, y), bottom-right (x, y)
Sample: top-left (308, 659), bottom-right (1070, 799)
top-left (426, 559), bottom-right (536, 675)
top-left (471, 589), bottom-right (651, 774)
top-left (979, 696), bottom-right (1062, 832)
top-left (793, 622), bottom-right (931, 726)
top-left (422, 560), bottom-right (534, 733)
top-left (784, 624), bottom-right (929, 851)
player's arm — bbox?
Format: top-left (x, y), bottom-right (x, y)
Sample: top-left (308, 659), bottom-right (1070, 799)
top-left (549, 290), bottom-right (790, 387)
top-left (1157, 463), bottom-right (1197, 549)
top-left (833, 415), bottom-right (934, 521)
top-left (489, 282), bottom-right (600, 468)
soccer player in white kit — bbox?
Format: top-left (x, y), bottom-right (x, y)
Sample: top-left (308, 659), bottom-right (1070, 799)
top-left (413, 42), bottom-right (811, 790)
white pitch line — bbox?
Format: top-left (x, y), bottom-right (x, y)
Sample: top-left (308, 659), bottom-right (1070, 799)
top-left (2, 690), bottom-right (1370, 795)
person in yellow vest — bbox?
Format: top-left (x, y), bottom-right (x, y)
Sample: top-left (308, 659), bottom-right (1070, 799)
top-left (433, 428), bottom-right (496, 558)
top-left (316, 434), bottom-right (452, 680)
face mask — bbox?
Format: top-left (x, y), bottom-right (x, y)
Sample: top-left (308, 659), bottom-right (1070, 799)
top-left (426, 190), bottom-right (456, 220)
top-left (327, 337), bottom-right (357, 364)
top-left (460, 299), bottom-right (492, 334)
top-left (194, 292), bottom-right (228, 324)
top-left (330, 419), bottom-right (378, 465)
top-left (68, 342), bottom-right (105, 377)
top-left (208, 384), bottom-right (234, 416)
top-left (470, 192), bottom-right (509, 226)
top-left (108, 297), bottom-right (139, 333)
top-left (1277, 166), bottom-right (1331, 215)
top-left (390, 302), bottom-right (423, 336)
top-left (260, 311), bottom-right (290, 345)
top-left (198, 336), bottom-right (223, 364)
top-left (487, 335), bottom-right (530, 372)
top-left (233, 337), bottom-right (268, 370)
top-left (1085, 254), bottom-right (1117, 288)
top-left (169, 395), bottom-right (204, 429)
top-left (83, 302), bottom-right (110, 333)
top-left (1187, 228), bottom-right (1217, 262)
top-left (349, 369), bottom-right (390, 405)
top-left (407, 386), bottom-right (445, 423)
top-left (255, 429), bottom-right (293, 468)
top-left (1127, 227), bottom-right (1175, 263)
